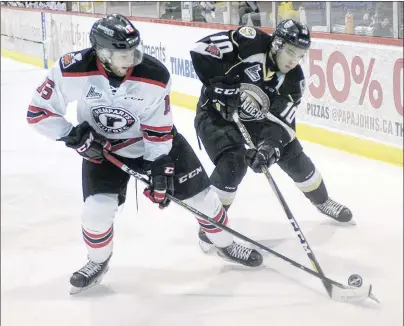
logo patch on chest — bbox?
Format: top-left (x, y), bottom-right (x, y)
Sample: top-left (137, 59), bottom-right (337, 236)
top-left (244, 64), bottom-right (262, 82)
top-left (91, 106), bottom-right (137, 134)
top-left (238, 83), bottom-right (270, 122)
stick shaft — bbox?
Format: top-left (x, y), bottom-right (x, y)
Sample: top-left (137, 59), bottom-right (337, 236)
top-left (103, 149), bottom-right (344, 289)
top-left (232, 113), bottom-right (332, 297)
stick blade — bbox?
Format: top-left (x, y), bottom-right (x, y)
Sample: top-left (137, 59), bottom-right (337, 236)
top-left (331, 284), bottom-right (379, 303)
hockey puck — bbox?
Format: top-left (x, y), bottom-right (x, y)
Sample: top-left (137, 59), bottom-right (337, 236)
top-left (348, 274), bottom-right (363, 287)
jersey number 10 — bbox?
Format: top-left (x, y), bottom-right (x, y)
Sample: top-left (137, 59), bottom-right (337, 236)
top-left (210, 35), bottom-right (233, 54)
top-left (280, 102), bottom-right (297, 124)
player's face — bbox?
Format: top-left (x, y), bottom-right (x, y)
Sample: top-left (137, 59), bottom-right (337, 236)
top-left (109, 46), bottom-right (144, 76)
top-left (276, 43), bottom-right (307, 73)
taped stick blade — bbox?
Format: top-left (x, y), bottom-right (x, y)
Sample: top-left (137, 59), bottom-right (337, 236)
top-left (331, 284), bottom-right (378, 303)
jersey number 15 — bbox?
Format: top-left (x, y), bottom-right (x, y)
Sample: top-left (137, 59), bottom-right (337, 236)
top-left (36, 77), bottom-right (55, 100)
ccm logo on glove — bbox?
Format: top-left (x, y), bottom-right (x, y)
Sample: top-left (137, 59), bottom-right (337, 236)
top-left (76, 132), bottom-right (95, 153)
top-left (214, 87), bottom-right (240, 95)
top-left (164, 166), bottom-right (174, 174)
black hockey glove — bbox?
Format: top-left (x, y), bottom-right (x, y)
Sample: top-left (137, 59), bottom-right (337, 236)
top-left (143, 155), bottom-right (175, 209)
top-left (245, 141), bottom-right (281, 173)
top-left (59, 121), bottom-right (111, 164)
top-left (206, 76), bottom-right (241, 121)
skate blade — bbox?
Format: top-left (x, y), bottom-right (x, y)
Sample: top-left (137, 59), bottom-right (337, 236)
top-left (330, 218), bottom-right (357, 226)
top-left (70, 279), bottom-right (101, 295)
top-left (69, 269), bottom-right (108, 295)
top-left (199, 239), bottom-right (217, 255)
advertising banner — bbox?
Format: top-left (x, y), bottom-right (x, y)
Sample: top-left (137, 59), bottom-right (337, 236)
top-left (1, 8), bottom-right (402, 150)
top-left (299, 39), bottom-right (403, 147)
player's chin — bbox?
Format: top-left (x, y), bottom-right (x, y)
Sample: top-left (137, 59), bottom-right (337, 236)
top-left (279, 65), bottom-right (293, 74)
top-left (114, 67), bottom-right (131, 77)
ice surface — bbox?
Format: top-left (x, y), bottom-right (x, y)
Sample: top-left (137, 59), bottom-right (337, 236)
top-left (1, 57), bottom-right (403, 326)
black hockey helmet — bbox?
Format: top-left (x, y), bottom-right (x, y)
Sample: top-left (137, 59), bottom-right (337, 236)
top-left (90, 14), bottom-right (143, 76)
top-left (270, 20), bottom-right (311, 73)
top-left (274, 19), bottom-right (311, 49)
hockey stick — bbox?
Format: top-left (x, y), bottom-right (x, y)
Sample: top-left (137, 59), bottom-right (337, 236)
top-left (231, 112), bottom-right (380, 304)
top-left (102, 149), bottom-right (378, 304)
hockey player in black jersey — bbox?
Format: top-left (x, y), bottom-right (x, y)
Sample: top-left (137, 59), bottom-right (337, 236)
top-left (28, 14), bottom-right (264, 294)
top-left (190, 20), bottom-right (354, 252)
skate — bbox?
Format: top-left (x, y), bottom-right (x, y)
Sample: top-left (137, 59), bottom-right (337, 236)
top-left (217, 241), bottom-right (263, 267)
top-left (316, 198), bottom-right (355, 224)
top-left (69, 254), bottom-right (111, 294)
top-left (198, 227), bottom-right (216, 254)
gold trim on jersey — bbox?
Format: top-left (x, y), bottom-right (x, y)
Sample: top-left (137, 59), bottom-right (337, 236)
top-left (263, 52), bottom-right (276, 81)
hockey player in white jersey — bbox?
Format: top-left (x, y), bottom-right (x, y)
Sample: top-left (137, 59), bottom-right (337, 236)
top-left (27, 14), bottom-right (263, 294)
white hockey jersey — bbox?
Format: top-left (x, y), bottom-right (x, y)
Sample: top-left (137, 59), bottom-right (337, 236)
top-left (27, 48), bottom-right (173, 161)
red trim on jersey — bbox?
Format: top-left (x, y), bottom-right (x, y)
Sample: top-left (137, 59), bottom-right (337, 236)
top-left (27, 105), bottom-right (62, 124)
top-left (143, 134), bottom-right (173, 142)
top-left (127, 76), bottom-right (167, 88)
top-left (84, 157), bottom-right (102, 164)
top-left (103, 150), bottom-right (124, 169)
top-left (140, 124), bottom-right (172, 133)
top-left (111, 137), bottom-right (143, 152)
top-left (122, 66), bottom-right (135, 83)
top-left (61, 71), bottom-right (104, 77)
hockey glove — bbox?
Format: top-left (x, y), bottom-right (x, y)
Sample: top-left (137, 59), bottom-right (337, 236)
top-left (206, 76), bottom-right (241, 121)
top-left (59, 121), bottom-right (111, 164)
top-left (245, 141), bottom-right (281, 173)
top-left (143, 155), bottom-right (175, 209)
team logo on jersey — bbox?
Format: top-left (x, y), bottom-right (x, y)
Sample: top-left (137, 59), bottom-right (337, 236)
top-left (204, 43), bottom-right (222, 58)
top-left (85, 86), bottom-right (102, 99)
top-left (91, 106), bottom-right (137, 134)
top-left (239, 26), bottom-right (256, 39)
top-left (244, 64), bottom-right (262, 82)
top-left (238, 83), bottom-right (270, 121)
top-left (62, 52), bottom-right (82, 69)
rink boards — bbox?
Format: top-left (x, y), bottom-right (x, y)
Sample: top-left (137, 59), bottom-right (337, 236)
top-left (1, 6), bottom-right (403, 165)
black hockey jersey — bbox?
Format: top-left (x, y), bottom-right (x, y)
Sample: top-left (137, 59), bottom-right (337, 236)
top-left (27, 48), bottom-right (173, 161)
top-left (190, 26), bottom-right (306, 146)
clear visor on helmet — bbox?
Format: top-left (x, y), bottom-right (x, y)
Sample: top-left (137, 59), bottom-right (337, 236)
top-left (276, 43), bottom-right (308, 73)
top-left (96, 44), bottom-right (143, 76)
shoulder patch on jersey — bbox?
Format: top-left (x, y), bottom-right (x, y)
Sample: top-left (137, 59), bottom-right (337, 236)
top-left (204, 43), bottom-right (222, 58)
top-left (239, 26), bottom-right (257, 39)
top-left (61, 52), bottom-right (82, 69)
